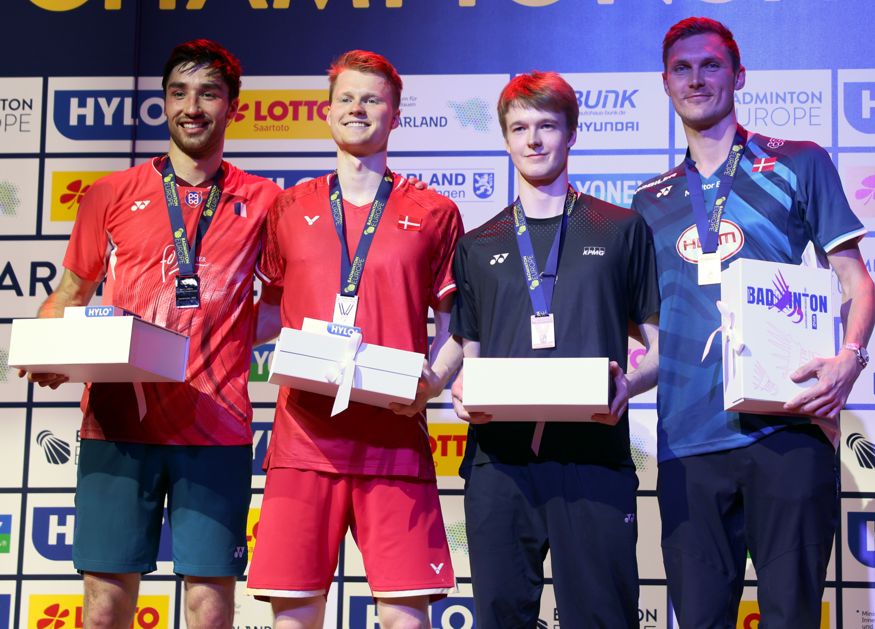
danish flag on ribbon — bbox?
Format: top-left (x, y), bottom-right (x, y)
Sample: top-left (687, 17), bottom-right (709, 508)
top-left (752, 157), bottom-right (777, 173)
top-left (397, 211), bottom-right (423, 231)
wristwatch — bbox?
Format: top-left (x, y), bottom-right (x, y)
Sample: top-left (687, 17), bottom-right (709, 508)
top-left (842, 343), bottom-right (870, 368)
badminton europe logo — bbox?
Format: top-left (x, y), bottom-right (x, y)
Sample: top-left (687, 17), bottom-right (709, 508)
top-left (35, 430), bottom-right (71, 465)
top-left (848, 433), bottom-right (875, 469)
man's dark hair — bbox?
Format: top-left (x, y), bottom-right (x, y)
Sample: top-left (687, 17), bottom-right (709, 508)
top-left (162, 39), bottom-right (242, 101)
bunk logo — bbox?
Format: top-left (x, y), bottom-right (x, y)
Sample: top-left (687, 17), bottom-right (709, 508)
top-left (53, 89), bottom-right (166, 141)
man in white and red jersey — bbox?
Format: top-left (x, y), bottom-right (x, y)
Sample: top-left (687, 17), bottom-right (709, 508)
top-left (19, 40), bottom-right (280, 628)
top-left (247, 50), bottom-right (463, 629)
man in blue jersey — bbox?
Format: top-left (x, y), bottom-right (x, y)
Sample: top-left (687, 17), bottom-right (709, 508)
top-left (632, 17), bottom-right (875, 628)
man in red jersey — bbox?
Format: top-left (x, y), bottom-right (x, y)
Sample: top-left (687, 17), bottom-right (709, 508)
top-left (20, 40), bottom-right (280, 628)
top-left (247, 50), bottom-right (463, 629)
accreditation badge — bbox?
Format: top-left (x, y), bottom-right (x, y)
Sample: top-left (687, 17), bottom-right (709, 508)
top-left (530, 314), bottom-right (556, 350)
top-left (698, 252), bottom-right (722, 286)
top-left (175, 275), bottom-right (200, 309)
top-left (333, 294), bottom-right (359, 327)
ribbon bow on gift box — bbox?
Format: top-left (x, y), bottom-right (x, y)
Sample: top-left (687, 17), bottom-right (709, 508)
top-left (324, 331), bottom-right (363, 417)
top-left (702, 300), bottom-right (746, 390)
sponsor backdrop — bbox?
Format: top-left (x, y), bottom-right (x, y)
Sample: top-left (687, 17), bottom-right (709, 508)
top-left (1, 1), bottom-right (874, 627)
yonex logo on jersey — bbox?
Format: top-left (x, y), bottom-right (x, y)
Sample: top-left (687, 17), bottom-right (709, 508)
top-left (624, 513), bottom-right (635, 524)
top-left (130, 200), bottom-right (150, 211)
top-left (490, 253), bottom-right (509, 265)
top-left (233, 546), bottom-right (245, 559)
top-left (582, 247), bottom-right (605, 256)
top-left (304, 215), bottom-right (319, 225)
top-left (430, 562), bottom-right (445, 574)
top-left (656, 185), bottom-right (673, 198)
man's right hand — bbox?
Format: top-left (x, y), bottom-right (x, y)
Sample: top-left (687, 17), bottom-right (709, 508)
top-left (18, 369), bottom-right (69, 389)
top-left (451, 370), bottom-right (492, 424)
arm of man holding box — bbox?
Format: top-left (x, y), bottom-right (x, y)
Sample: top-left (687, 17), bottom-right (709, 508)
top-left (17, 268), bottom-right (101, 388)
top-left (390, 295), bottom-right (463, 417)
top-left (450, 338), bottom-right (492, 424)
top-left (591, 315), bottom-right (660, 425)
top-left (784, 242), bottom-right (875, 420)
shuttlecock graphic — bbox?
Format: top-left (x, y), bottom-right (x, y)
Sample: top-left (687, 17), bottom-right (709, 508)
top-left (848, 432), bottom-right (875, 469)
top-left (36, 430), bottom-right (71, 465)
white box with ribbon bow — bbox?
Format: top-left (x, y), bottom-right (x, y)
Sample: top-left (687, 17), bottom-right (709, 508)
top-left (714, 258), bottom-right (834, 413)
top-left (267, 318), bottom-right (424, 415)
top-left (8, 306), bottom-right (189, 382)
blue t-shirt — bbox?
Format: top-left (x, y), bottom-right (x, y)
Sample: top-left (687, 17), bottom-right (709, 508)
top-left (632, 131), bottom-right (866, 462)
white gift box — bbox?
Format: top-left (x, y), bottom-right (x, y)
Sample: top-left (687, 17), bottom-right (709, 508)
top-left (268, 318), bottom-right (424, 410)
top-left (463, 357), bottom-right (610, 421)
top-left (716, 258), bottom-right (834, 413)
top-left (8, 306), bottom-right (189, 382)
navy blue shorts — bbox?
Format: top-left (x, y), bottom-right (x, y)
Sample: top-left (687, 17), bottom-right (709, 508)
top-left (464, 461), bottom-right (639, 629)
top-left (73, 439), bottom-right (252, 577)
top-left (658, 425), bottom-right (837, 628)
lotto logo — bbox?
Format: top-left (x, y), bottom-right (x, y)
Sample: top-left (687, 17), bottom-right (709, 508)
top-left (28, 594), bottom-right (168, 629)
top-left (736, 600), bottom-right (828, 628)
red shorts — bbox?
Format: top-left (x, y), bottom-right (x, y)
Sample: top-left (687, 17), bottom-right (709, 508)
top-left (247, 468), bottom-right (455, 600)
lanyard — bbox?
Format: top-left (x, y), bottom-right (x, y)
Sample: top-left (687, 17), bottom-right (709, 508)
top-left (684, 127), bottom-right (746, 254)
top-left (161, 157), bottom-right (222, 278)
top-left (512, 187), bottom-right (577, 317)
top-left (329, 170), bottom-right (394, 296)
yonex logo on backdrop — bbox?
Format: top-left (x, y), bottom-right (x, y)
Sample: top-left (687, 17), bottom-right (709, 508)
top-left (848, 433), bottom-right (875, 469)
top-left (490, 253), bottom-right (509, 265)
top-left (570, 174), bottom-right (648, 208)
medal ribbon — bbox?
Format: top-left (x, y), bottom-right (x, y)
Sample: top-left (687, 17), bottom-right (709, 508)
top-left (512, 186), bottom-right (577, 317)
top-left (161, 157), bottom-right (222, 279)
top-left (684, 127), bottom-right (746, 254)
top-left (329, 170), bottom-right (395, 296)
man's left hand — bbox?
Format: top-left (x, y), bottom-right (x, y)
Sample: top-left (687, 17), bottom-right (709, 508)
top-left (591, 360), bottom-right (629, 426)
top-left (389, 359), bottom-right (440, 417)
top-left (784, 351), bottom-right (863, 420)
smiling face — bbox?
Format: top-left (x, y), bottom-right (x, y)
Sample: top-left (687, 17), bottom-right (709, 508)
top-left (663, 32), bottom-right (745, 134)
top-left (164, 62), bottom-right (237, 161)
top-left (504, 105), bottom-right (575, 187)
top-left (326, 69), bottom-right (400, 157)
